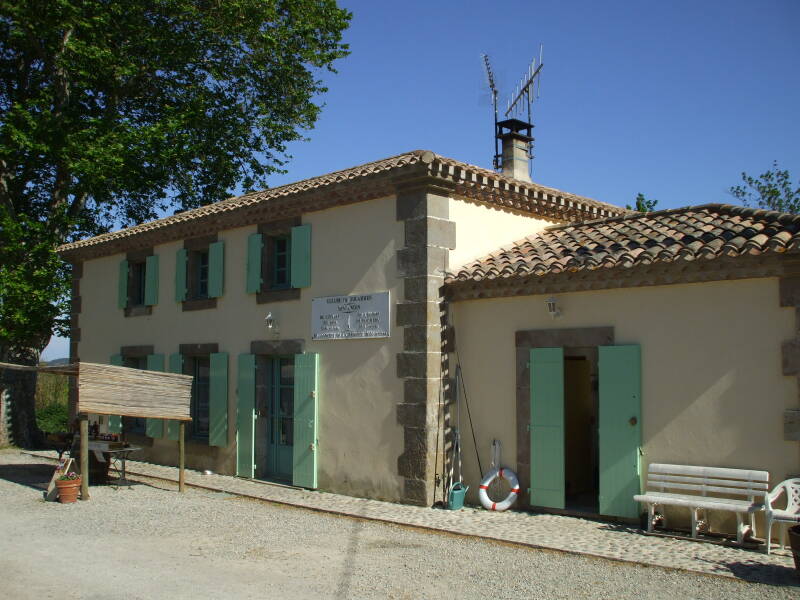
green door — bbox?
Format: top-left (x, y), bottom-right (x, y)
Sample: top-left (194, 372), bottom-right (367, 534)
top-left (598, 345), bottom-right (642, 519)
top-left (293, 353), bottom-right (319, 489)
top-left (255, 356), bottom-right (294, 481)
top-left (529, 347), bottom-right (565, 509)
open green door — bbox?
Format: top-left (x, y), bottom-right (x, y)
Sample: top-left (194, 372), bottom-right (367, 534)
top-left (530, 347), bottom-right (565, 509)
top-left (292, 353), bottom-right (318, 489)
top-left (599, 345), bottom-right (642, 519)
top-left (236, 354), bottom-right (256, 478)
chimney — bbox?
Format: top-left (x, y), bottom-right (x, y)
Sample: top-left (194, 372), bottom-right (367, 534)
top-left (496, 118), bottom-right (533, 183)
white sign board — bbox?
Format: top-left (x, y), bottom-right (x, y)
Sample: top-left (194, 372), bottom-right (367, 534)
top-left (312, 292), bottom-right (390, 340)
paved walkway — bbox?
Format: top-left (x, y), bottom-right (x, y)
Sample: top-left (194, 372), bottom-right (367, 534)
top-left (24, 450), bottom-right (798, 585)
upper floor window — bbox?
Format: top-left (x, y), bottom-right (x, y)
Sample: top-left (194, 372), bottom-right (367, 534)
top-left (270, 235), bottom-right (290, 290)
top-left (246, 220), bottom-right (311, 303)
top-left (117, 251), bottom-right (158, 316)
top-left (176, 236), bottom-right (224, 310)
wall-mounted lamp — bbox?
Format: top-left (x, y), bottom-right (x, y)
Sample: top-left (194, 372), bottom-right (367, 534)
top-left (545, 297), bottom-right (561, 319)
top-left (264, 312), bottom-right (277, 330)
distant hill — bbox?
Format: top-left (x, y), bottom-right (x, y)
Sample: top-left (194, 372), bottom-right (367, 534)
top-left (42, 358), bottom-right (70, 366)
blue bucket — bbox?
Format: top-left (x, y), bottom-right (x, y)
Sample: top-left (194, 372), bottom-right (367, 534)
top-left (447, 482), bottom-right (469, 510)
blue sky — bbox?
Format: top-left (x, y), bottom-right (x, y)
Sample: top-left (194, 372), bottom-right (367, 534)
top-left (41, 0), bottom-right (800, 360)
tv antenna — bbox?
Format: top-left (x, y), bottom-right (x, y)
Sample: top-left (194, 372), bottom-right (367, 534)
top-left (481, 53), bottom-right (501, 169)
top-left (506, 45), bottom-right (543, 125)
top-left (481, 45), bottom-right (544, 174)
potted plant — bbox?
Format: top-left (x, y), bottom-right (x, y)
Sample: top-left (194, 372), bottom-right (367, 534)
top-left (55, 471), bottom-right (81, 503)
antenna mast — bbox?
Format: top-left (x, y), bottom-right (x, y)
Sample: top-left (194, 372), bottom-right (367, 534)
top-left (505, 45), bottom-right (544, 158)
top-left (481, 53), bottom-right (500, 169)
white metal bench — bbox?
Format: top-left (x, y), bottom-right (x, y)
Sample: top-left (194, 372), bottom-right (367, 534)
top-left (634, 463), bottom-right (770, 544)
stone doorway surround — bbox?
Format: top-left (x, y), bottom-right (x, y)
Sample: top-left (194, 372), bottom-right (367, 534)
top-left (516, 326), bottom-right (614, 508)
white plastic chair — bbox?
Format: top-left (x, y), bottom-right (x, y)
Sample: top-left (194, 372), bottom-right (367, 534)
top-left (764, 478), bottom-right (800, 554)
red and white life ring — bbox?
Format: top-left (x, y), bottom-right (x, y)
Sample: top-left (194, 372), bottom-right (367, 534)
top-left (478, 467), bottom-right (520, 511)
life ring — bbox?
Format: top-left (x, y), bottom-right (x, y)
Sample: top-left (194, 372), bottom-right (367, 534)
top-left (478, 467), bottom-right (520, 511)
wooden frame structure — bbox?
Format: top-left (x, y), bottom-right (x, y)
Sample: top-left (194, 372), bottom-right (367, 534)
top-left (0, 361), bottom-right (192, 499)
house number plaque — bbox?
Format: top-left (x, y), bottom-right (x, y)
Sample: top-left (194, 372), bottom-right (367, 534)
top-left (311, 292), bottom-right (390, 340)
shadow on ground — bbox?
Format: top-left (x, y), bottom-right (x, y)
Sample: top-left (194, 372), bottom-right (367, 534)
top-left (0, 463), bottom-right (53, 491)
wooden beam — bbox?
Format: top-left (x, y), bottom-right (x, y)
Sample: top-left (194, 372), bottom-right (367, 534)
top-left (80, 415), bottom-right (89, 500)
top-left (179, 421), bottom-right (185, 493)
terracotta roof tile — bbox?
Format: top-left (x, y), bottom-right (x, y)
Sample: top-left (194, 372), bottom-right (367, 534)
top-left (447, 204), bottom-right (800, 285)
top-left (57, 150), bottom-right (626, 258)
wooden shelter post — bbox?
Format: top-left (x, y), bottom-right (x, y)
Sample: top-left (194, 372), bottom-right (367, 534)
top-left (179, 421), bottom-right (186, 492)
top-left (79, 415), bottom-right (89, 500)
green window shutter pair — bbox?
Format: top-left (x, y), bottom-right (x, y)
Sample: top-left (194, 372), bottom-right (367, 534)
top-left (167, 353), bottom-right (184, 441)
top-left (245, 225), bottom-right (311, 293)
top-left (529, 345), bottom-right (641, 519)
top-left (145, 354), bottom-right (165, 438)
top-left (209, 352), bottom-right (229, 447)
top-left (175, 242), bottom-right (225, 300)
top-left (108, 354), bottom-right (124, 432)
top-left (119, 256), bottom-right (159, 308)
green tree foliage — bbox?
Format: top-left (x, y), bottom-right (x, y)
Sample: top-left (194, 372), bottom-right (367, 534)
top-left (729, 161), bottom-right (800, 214)
top-left (35, 371), bottom-right (69, 433)
top-left (626, 193), bottom-right (658, 213)
top-left (0, 0), bottom-right (350, 445)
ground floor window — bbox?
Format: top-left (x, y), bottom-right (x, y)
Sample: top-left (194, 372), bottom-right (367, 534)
top-left (122, 356), bottom-right (147, 434)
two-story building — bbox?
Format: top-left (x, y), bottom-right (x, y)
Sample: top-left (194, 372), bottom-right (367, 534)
top-left (59, 132), bottom-right (800, 526)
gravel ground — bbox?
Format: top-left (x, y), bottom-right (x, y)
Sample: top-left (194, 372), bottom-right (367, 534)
top-left (1, 450), bottom-right (797, 600)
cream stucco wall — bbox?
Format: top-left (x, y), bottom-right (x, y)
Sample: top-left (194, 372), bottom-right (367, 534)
top-left (448, 199), bottom-right (552, 269)
top-left (450, 278), bottom-right (799, 518)
top-left (77, 195), bottom-right (407, 501)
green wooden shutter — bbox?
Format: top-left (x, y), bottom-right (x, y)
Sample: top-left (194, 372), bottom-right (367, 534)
top-left (144, 255), bottom-right (159, 306)
top-left (175, 249), bottom-right (188, 302)
top-left (145, 354), bottom-right (165, 438)
top-left (246, 234), bottom-right (263, 294)
top-left (530, 347), bottom-right (565, 509)
top-left (599, 345), bottom-right (642, 519)
top-left (236, 354), bottom-right (256, 477)
top-left (290, 224), bottom-right (311, 288)
top-left (167, 353), bottom-right (184, 440)
top-left (117, 260), bottom-right (129, 309)
top-left (209, 352), bottom-right (228, 447)
top-left (292, 352), bottom-right (319, 488)
top-left (208, 240), bottom-right (225, 298)
top-left (108, 354), bottom-right (123, 432)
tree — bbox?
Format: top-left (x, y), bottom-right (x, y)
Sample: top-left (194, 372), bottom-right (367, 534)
top-left (729, 161), bottom-right (800, 214)
top-left (0, 0), bottom-right (351, 446)
top-left (626, 193), bottom-right (658, 213)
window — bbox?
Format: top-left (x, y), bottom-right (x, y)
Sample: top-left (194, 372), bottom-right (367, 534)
top-left (190, 356), bottom-right (211, 439)
top-left (122, 356), bottom-right (147, 434)
top-left (270, 236), bottom-right (290, 289)
top-left (193, 249), bottom-right (210, 300)
top-left (177, 237), bottom-right (224, 311)
top-left (118, 251), bottom-right (158, 315)
top-left (129, 261), bottom-right (146, 306)
top-left (250, 219), bottom-right (309, 303)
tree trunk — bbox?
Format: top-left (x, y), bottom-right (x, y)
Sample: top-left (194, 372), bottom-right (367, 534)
top-left (0, 345), bottom-right (43, 448)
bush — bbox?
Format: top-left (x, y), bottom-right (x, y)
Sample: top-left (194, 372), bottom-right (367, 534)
top-left (35, 371), bottom-right (69, 433)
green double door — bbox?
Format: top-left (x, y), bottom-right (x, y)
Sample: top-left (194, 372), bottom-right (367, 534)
top-left (529, 345), bottom-right (641, 519)
top-left (236, 353), bottom-right (319, 488)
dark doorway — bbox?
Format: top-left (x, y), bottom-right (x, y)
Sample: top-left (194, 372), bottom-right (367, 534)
top-left (564, 350), bottom-right (599, 513)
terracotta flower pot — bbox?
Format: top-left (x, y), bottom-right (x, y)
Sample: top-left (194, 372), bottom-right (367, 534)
top-left (55, 478), bottom-right (81, 503)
